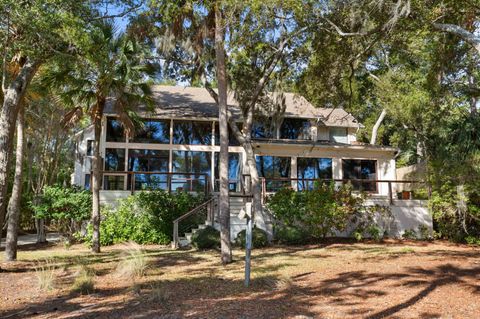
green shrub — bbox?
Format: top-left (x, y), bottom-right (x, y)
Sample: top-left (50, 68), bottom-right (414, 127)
top-left (267, 183), bottom-right (391, 240)
top-left (465, 236), bottom-right (480, 245)
top-left (402, 229), bottom-right (417, 240)
top-left (83, 190), bottom-right (204, 246)
top-left (30, 185), bottom-right (91, 236)
top-left (191, 226), bottom-right (220, 249)
top-left (235, 227), bottom-right (269, 248)
top-left (274, 225), bottom-right (309, 245)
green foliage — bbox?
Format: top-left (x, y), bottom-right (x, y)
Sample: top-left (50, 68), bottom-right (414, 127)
top-left (429, 184), bottom-right (480, 243)
top-left (274, 225), bottom-right (310, 245)
top-left (402, 229), bottom-right (417, 240)
top-left (30, 185), bottom-right (91, 235)
top-left (267, 183), bottom-right (391, 240)
top-left (83, 191), bottom-right (204, 246)
top-left (465, 236), bottom-right (480, 245)
top-left (235, 227), bottom-right (269, 249)
top-left (191, 226), bottom-right (220, 250)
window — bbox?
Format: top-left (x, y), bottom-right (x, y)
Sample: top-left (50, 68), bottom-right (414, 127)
top-left (214, 122), bottom-right (241, 146)
top-left (256, 156), bottom-right (291, 191)
top-left (173, 121), bottom-right (212, 145)
top-left (84, 174), bottom-right (91, 190)
top-left (103, 175), bottom-right (125, 190)
top-left (172, 151), bottom-right (211, 191)
top-left (86, 140), bottom-right (94, 156)
top-left (106, 117), bottom-right (125, 142)
top-left (131, 119), bottom-right (170, 144)
top-left (330, 127), bottom-right (348, 143)
top-left (252, 122), bottom-right (275, 139)
top-left (280, 118), bottom-right (311, 140)
top-left (104, 148), bottom-right (125, 171)
top-left (214, 153), bottom-right (241, 192)
top-left (297, 158), bottom-right (333, 190)
top-left (128, 149), bottom-right (169, 190)
top-left (342, 159), bottom-right (377, 192)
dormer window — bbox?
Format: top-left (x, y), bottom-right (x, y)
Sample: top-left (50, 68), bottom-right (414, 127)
top-left (280, 118), bottom-right (311, 140)
top-left (329, 127), bottom-right (348, 143)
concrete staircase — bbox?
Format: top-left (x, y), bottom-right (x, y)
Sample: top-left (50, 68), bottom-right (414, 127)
top-left (177, 196), bottom-right (248, 247)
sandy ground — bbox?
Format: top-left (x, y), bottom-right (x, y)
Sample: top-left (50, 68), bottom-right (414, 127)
top-left (0, 240), bottom-right (479, 319)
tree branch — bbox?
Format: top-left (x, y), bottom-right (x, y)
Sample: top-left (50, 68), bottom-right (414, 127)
top-left (434, 23), bottom-right (480, 54)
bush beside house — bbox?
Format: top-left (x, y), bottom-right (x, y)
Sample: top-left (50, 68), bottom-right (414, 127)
top-left (266, 183), bottom-right (392, 244)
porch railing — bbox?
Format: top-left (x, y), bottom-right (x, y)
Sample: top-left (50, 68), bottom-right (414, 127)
top-left (99, 171), bottom-right (210, 195)
top-left (260, 178), bottom-right (424, 204)
top-left (172, 196), bottom-right (216, 249)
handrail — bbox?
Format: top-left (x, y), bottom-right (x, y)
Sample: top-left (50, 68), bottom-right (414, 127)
top-left (173, 197), bottom-right (215, 224)
top-left (172, 197), bottom-right (216, 249)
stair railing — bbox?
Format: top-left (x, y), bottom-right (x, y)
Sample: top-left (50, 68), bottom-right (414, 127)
top-left (172, 196), bottom-right (216, 249)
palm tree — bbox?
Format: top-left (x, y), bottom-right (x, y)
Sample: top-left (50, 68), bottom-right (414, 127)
top-left (44, 21), bottom-right (155, 253)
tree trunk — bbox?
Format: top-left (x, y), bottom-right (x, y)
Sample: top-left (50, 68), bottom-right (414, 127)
top-left (5, 108), bottom-right (25, 261)
top-left (91, 100), bottom-right (104, 253)
top-left (0, 60), bottom-right (38, 241)
top-left (370, 108), bottom-right (387, 145)
top-left (215, 4), bottom-right (232, 264)
top-left (36, 217), bottom-right (46, 243)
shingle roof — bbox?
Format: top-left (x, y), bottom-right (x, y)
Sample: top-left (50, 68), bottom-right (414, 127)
top-left (105, 85), bottom-right (361, 128)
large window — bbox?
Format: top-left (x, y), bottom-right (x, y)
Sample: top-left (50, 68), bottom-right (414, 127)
top-left (330, 127), bottom-right (348, 143)
top-left (214, 153), bottom-right (241, 192)
top-left (128, 149), bottom-right (169, 190)
top-left (173, 120), bottom-right (212, 145)
top-left (131, 119), bottom-right (170, 144)
top-left (214, 122), bottom-right (240, 146)
top-left (104, 148), bottom-right (125, 171)
top-left (280, 118), bottom-right (311, 140)
top-left (297, 158), bottom-right (333, 190)
top-left (252, 122), bottom-right (275, 139)
top-left (256, 156), bottom-right (291, 191)
top-left (172, 151), bottom-right (211, 191)
top-left (342, 159), bottom-right (377, 192)
top-left (106, 117), bottom-right (125, 142)
top-left (103, 175), bottom-right (125, 190)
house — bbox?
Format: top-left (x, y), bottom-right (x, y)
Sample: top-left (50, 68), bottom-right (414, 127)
top-left (72, 85), bottom-right (431, 242)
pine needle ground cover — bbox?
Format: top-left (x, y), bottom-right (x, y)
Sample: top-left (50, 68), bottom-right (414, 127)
top-left (1, 240), bottom-right (479, 318)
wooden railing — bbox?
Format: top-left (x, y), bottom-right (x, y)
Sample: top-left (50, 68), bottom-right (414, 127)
top-left (172, 197), bottom-right (216, 249)
top-left (99, 171), bottom-right (210, 195)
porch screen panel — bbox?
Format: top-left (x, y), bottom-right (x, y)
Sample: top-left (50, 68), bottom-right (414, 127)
top-left (173, 121), bottom-right (213, 145)
top-left (297, 158), bottom-right (333, 190)
top-left (128, 149), bottom-right (169, 190)
top-left (106, 117), bottom-right (125, 142)
top-left (256, 156), bottom-right (291, 192)
top-left (104, 148), bottom-right (125, 171)
top-left (214, 122), bottom-right (241, 146)
top-left (214, 152), bottom-right (241, 192)
top-left (172, 151), bottom-right (211, 192)
top-left (131, 119), bottom-right (170, 144)
top-left (342, 159), bottom-right (377, 192)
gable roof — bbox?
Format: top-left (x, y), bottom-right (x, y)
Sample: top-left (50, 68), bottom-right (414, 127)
top-left (105, 85), bottom-right (361, 128)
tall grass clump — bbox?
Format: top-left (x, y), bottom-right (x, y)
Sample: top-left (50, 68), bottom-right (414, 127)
top-left (72, 264), bottom-right (95, 295)
top-left (115, 242), bottom-right (148, 280)
top-left (35, 259), bottom-right (56, 291)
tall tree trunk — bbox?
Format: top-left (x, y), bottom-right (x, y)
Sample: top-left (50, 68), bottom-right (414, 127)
top-left (5, 108), bottom-right (25, 261)
top-left (0, 60), bottom-right (38, 240)
top-left (215, 4), bottom-right (232, 264)
top-left (370, 108), bottom-right (387, 145)
top-left (91, 99), bottom-right (104, 253)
